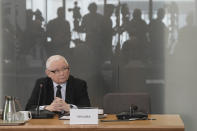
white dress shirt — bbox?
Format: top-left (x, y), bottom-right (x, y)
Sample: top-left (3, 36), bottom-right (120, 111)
top-left (53, 82), bottom-right (67, 100)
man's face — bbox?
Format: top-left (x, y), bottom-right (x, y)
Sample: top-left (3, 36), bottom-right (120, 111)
top-left (46, 59), bottom-right (70, 84)
top-left (57, 8), bottom-right (65, 18)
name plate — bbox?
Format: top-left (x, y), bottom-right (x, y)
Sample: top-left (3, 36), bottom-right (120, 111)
top-left (70, 108), bottom-right (98, 124)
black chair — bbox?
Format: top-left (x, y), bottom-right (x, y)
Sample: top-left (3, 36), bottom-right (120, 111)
top-left (103, 93), bottom-right (151, 114)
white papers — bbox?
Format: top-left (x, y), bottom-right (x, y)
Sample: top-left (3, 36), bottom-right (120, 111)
top-left (59, 115), bottom-right (70, 120)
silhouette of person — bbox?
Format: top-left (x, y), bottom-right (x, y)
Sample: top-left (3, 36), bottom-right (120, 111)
top-left (19, 9), bottom-right (46, 62)
top-left (68, 1), bottom-right (82, 31)
top-left (19, 9), bottom-right (35, 59)
top-left (101, 4), bottom-right (115, 61)
top-left (76, 3), bottom-right (105, 106)
top-left (121, 29), bottom-right (142, 65)
top-left (79, 2), bottom-right (104, 67)
top-left (32, 9), bottom-right (46, 60)
top-left (26, 9), bottom-right (34, 30)
top-left (178, 13), bottom-right (197, 46)
top-left (46, 7), bottom-right (71, 57)
top-left (119, 30), bottom-right (147, 93)
top-left (175, 13), bottom-right (197, 59)
top-left (126, 8), bottom-right (148, 61)
top-left (2, 7), bottom-right (16, 62)
top-left (149, 8), bottom-right (169, 63)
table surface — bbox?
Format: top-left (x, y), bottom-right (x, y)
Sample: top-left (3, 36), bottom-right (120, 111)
top-left (0, 114), bottom-right (184, 131)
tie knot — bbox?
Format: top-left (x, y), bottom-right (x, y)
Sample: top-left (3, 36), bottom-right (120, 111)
top-left (57, 85), bottom-right (62, 89)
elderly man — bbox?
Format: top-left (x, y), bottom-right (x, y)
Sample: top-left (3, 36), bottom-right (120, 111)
top-left (26, 55), bottom-right (90, 113)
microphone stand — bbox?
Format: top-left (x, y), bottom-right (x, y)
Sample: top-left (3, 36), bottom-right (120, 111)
top-left (36, 83), bottom-right (43, 116)
top-left (31, 83), bottom-right (54, 119)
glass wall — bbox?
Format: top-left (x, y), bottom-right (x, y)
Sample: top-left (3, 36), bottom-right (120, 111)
top-left (0, 0), bottom-right (197, 130)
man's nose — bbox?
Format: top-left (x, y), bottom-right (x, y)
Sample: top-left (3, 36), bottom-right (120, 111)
top-left (59, 70), bottom-right (64, 75)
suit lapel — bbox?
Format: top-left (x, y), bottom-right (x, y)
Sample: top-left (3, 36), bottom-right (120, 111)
top-left (65, 76), bottom-right (73, 104)
top-left (47, 78), bottom-right (54, 103)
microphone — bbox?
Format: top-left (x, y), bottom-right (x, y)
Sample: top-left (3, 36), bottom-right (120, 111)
top-left (129, 104), bottom-right (138, 116)
top-left (31, 82), bottom-right (55, 119)
top-left (116, 104), bottom-right (147, 120)
top-left (36, 83), bottom-right (43, 116)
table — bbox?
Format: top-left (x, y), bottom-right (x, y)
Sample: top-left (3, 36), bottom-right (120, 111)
top-left (0, 114), bottom-right (184, 131)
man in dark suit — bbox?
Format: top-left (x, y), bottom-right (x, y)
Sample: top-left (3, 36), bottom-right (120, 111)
top-left (26, 55), bottom-right (90, 113)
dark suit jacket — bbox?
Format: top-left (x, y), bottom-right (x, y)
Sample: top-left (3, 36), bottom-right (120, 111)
top-left (25, 75), bottom-right (91, 110)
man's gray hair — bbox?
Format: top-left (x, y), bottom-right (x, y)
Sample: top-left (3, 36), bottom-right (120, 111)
top-left (46, 55), bottom-right (68, 69)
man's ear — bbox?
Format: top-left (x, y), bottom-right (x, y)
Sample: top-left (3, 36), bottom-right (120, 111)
top-left (45, 69), bottom-right (50, 77)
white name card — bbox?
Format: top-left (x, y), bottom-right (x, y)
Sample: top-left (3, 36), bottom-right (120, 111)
top-left (70, 108), bottom-right (98, 124)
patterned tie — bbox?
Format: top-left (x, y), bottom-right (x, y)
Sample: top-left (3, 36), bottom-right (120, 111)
top-left (56, 85), bottom-right (62, 98)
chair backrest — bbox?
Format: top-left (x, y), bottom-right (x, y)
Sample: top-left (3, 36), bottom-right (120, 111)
top-left (103, 93), bottom-right (151, 114)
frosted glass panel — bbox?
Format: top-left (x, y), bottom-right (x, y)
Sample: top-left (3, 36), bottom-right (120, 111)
top-left (0, 2), bottom-right (197, 131)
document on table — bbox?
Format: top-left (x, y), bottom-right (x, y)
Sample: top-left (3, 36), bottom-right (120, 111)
top-left (59, 115), bottom-right (70, 120)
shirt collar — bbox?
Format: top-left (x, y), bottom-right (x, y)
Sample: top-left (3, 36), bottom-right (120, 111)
top-left (53, 82), bottom-right (67, 88)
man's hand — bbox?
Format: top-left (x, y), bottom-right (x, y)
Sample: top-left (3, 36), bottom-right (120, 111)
top-left (45, 97), bottom-right (70, 112)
